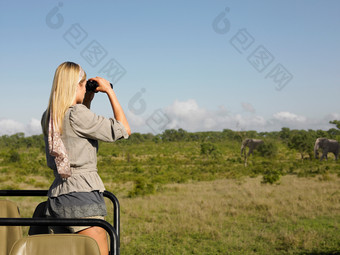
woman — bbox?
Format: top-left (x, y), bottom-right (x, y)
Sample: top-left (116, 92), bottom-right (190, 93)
top-left (41, 61), bottom-right (131, 255)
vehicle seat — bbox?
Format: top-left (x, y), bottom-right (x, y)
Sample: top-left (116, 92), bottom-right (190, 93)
top-left (9, 234), bottom-right (101, 255)
top-left (0, 200), bottom-right (23, 255)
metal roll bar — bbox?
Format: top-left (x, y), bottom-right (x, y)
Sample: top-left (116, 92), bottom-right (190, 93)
top-left (0, 189), bottom-right (120, 255)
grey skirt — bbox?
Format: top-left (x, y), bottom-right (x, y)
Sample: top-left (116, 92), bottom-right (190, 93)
top-left (46, 191), bottom-right (107, 218)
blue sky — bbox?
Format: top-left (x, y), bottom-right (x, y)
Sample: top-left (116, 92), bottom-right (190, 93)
top-left (0, 0), bottom-right (339, 136)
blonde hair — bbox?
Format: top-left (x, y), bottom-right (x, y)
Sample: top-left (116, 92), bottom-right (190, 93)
top-left (42, 62), bottom-right (86, 135)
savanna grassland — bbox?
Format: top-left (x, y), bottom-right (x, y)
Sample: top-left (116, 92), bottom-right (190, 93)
top-left (0, 128), bottom-right (340, 254)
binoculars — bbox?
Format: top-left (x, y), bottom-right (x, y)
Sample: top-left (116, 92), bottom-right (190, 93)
top-left (86, 80), bottom-right (113, 92)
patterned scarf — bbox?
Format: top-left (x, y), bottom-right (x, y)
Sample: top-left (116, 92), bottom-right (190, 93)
top-left (48, 110), bottom-right (71, 179)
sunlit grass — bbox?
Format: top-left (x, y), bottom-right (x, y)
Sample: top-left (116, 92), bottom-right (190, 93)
top-left (117, 175), bottom-right (340, 254)
top-left (0, 135), bottom-right (339, 254)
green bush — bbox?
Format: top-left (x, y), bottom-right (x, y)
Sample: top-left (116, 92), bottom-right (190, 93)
top-left (8, 149), bottom-right (21, 163)
top-left (262, 169), bottom-right (281, 184)
top-left (288, 130), bottom-right (314, 159)
top-left (257, 140), bottom-right (278, 158)
top-left (128, 177), bottom-right (155, 197)
top-left (200, 142), bottom-right (221, 158)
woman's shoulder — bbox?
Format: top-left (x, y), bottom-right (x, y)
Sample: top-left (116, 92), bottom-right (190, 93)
top-left (70, 103), bottom-right (89, 112)
top-left (69, 104), bottom-right (93, 117)
top-left (68, 104), bottom-right (96, 128)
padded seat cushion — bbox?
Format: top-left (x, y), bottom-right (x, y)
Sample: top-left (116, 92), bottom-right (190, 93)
top-left (9, 234), bottom-right (100, 255)
top-left (0, 200), bottom-right (22, 255)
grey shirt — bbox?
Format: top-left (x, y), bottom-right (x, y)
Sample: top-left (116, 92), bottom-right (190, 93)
top-left (43, 104), bottom-right (129, 197)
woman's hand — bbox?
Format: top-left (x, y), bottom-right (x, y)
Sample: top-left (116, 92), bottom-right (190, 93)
top-left (82, 90), bottom-right (95, 109)
top-left (89, 77), bottom-right (112, 94)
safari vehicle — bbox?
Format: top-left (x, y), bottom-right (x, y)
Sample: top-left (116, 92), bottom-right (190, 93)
top-left (0, 190), bottom-right (120, 255)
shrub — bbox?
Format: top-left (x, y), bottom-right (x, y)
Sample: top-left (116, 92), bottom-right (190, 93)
top-left (257, 140), bottom-right (278, 158)
top-left (262, 169), bottom-right (281, 184)
top-left (200, 142), bottom-right (221, 158)
top-left (128, 177), bottom-right (155, 197)
top-left (288, 130), bottom-right (314, 159)
top-left (8, 149), bottom-right (21, 163)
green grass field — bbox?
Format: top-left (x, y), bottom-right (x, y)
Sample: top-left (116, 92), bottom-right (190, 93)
top-left (0, 133), bottom-right (339, 254)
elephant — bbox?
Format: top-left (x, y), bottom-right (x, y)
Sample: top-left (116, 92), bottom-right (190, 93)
top-left (314, 138), bottom-right (339, 161)
top-left (241, 138), bottom-right (264, 158)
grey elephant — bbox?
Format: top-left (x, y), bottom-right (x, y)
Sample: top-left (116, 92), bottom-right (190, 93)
top-left (314, 138), bottom-right (339, 161)
top-left (241, 138), bottom-right (264, 158)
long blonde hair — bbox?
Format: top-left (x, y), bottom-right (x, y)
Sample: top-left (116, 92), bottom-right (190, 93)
top-left (42, 62), bottom-right (86, 135)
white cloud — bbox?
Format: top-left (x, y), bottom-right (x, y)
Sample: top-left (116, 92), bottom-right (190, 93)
top-left (125, 110), bottom-right (152, 133)
top-left (0, 119), bottom-right (25, 136)
top-left (0, 118), bottom-right (41, 137)
top-left (126, 111), bottom-right (145, 128)
top-left (164, 99), bottom-right (267, 132)
top-left (273, 112), bottom-right (307, 123)
top-left (166, 99), bottom-right (206, 120)
top-left (26, 118), bottom-right (42, 136)
top-left (269, 111), bottom-right (340, 131)
top-left (325, 113), bottom-right (340, 121)
top-left (164, 99), bottom-right (209, 131)
top-left (161, 99), bottom-right (340, 133)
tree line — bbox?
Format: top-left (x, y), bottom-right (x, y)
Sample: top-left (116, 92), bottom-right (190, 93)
top-left (1, 121), bottom-right (339, 160)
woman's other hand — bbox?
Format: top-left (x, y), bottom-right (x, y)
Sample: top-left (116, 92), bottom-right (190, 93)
top-left (82, 90), bottom-right (95, 109)
top-left (89, 77), bottom-right (112, 94)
